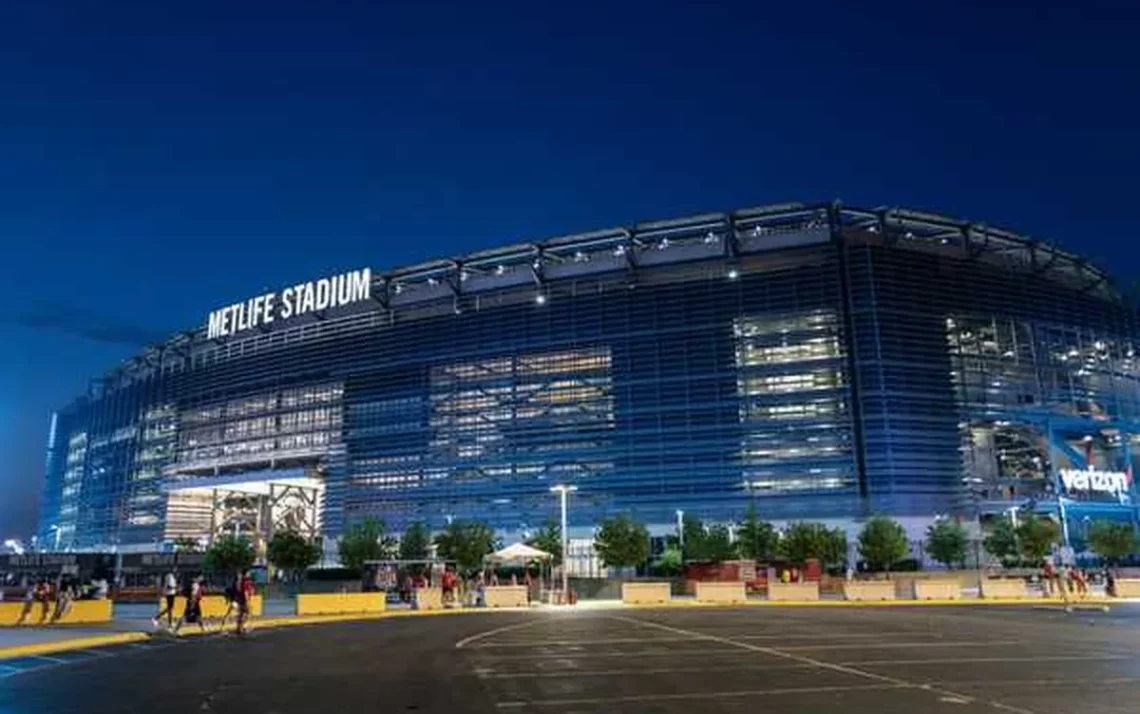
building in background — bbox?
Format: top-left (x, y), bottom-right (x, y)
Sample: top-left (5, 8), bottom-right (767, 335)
top-left (36, 202), bottom-right (1140, 553)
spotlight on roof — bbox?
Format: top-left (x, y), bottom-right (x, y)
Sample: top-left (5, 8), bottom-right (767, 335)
top-left (393, 282), bottom-right (404, 294)
top-left (495, 265), bottom-right (507, 275)
top-left (574, 251), bottom-right (587, 263)
top-left (704, 232), bottom-right (717, 244)
top-left (613, 245), bottom-right (627, 257)
top-left (658, 238), bottom-right (670, 250)
top-left (426, 277), bottom-right (439, 286)
top-left (534, 293), bottom-right (547, 306)
top-left (727, 268), bottom-right (740, 280)
top-left (459, 269), bottom-right (469, 282)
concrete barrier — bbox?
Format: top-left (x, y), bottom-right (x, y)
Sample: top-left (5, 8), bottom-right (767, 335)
top-left (842, 581), bottom-right (895, 601)
top-left (696, 581), bottom-right (747, 603)
top-left (981, 579), bottom-right (1031, 599)
top-left (296, 592), bottom-right (385, 616)
top-left (160, 594), bottom-right (263, 619)
top-left (621, 582), bottom-right (671, 605)
top-left (767, 582), bottom-right (820, 601)
top-left (912, 580), bottom-right (962, 600)
top-left (484, 585), bottom-right (529, 608)
top-left (0, 599), bottom-right (114, 626)
top-left (1113, 579), bottom-right (1140, 597)
top-left (415, 587), bottom-right (444, 610)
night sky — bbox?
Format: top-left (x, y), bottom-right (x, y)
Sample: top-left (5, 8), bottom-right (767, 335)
top-left (2, 1), bottom-right (1138, 539)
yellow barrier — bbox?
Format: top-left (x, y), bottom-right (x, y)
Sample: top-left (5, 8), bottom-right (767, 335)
top-left (296, 592), bottom-right (386, 616)
top-left (622, 582), bottom-right (671, 605)
top-left (696, 581), bottom-right (747, 603)
top-left (159, 594), bottom-right (263, 619)
top-left (913, 580), bottom-right (961, 600)
top-left (0, 599), bottom-right (114, 626)
top-left (1113, 579), bottom-right (1140, 597)
top-left (767, 582), bottom-right (820, 601)
top-left (842, 581), bottom-right (896, 601)
top-left (484, 585), bottom-right (529, 608)
top-left (981, 579), bottom-right (1031, 599)
top-left (415, 587), bottom-right (444, 610)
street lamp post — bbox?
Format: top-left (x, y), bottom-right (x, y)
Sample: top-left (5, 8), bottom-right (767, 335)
top-left (550, 485), bottom-right (578, 601)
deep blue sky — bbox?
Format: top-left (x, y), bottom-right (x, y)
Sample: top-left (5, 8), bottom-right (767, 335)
top-left (2, 1), bottom-right (1138, 538)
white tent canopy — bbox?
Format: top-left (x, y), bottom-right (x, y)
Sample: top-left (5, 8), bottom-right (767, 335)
top-left (486, 542), bottom-right (554, 564)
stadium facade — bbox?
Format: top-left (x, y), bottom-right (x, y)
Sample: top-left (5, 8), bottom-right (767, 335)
top-left (36, 202), bottom-right (1140, 554)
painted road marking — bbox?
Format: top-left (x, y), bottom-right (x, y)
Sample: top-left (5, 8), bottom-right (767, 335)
top-left (454, 619), bottom-right (546, 649)
top-left (610, 615), bottom-right (1044, 714)
top-left (842, 654), bottom-right (1131, 666)
top-left (496, 682), bottom-right (908, 708)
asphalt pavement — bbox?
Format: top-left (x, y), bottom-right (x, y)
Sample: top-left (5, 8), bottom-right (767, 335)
top-left (2, 604), bottom-right (1138, 714)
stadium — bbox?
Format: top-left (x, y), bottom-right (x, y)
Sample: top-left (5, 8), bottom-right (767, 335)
top-left (37, 201), bottom-right (1140, 560)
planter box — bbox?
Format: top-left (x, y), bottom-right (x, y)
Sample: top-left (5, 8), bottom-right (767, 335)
top-left (621, 582), bottom-right (671, 605)
top-left (912, 580), bottom-right (961, 600)
top-left (0, 598), bottom-right (114, 626)
top-left (696, 581), bottom-right (747, 603)
top-left (981, 579), bottom-right (1031, 599)
top-left (767, 582), bottom-right (820, 601)
top-left (484, 585), bottom-right (529, 608)
top-left (842, 581), bottom-right (895, 601)
top-left (296, 592), bottom-right (385, 616)
top-left (1114, 579), bottom-right (1140, 597)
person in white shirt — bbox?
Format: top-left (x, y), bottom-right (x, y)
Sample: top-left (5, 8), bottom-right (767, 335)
top-left (153, 569), bottom-right (178, 629)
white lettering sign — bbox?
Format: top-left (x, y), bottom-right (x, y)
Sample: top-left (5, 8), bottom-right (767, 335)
top-left (1059, 468), bottom-right (1130, 494)
top-left (206, 268), bottom-right (372, 340)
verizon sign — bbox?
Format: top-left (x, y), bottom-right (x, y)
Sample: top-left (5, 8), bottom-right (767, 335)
top-left (1059, 468), bottom-right (1130, 495)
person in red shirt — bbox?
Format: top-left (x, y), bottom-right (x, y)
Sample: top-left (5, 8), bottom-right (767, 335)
top-left (235, 571), bottom-right (255, 635)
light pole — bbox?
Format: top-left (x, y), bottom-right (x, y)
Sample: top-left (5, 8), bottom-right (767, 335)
top-left (550, 485), bottom-right (577, 600)
top-left (676, 510), bottom-right (685, 548)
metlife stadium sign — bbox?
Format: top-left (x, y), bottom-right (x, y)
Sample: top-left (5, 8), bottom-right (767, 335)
top-left (206, 268), bottom-right (372, 340)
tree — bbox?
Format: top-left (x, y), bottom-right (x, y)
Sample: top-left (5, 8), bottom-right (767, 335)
top-left (526, 519), bottom-right (562, 566)
top-left (858, 516), bottom-right (910, 573)
top-left (926, 519), bottom-right (969, 569)
top-left (682, 516), bottom-right (735, 563)
top-left (778, 522), bottom-right (831, 564)
top-left (434, 520), bottom-right (496, 572)
top-left (652, 547), bottom-right (683, 577)
top-left (821, 527), bottom-right (849, 569)
top-left (594, 514), bottom-right (650, 569)
top-left (267, 529), bottom-right (321, 580)
top-left (1016, 515), bottom-right (1061, 565)
top-left (736, 505), bottom-right (778, 561)
top-left (398, 522), bottom-right (431, 562)
top-left (984, 515), bottom-right (1018, 564)
top-left (203, 535), bottom-right (256, 577)
top-left (337, 518), bottom-right (395, 574)
top-left (1087, 521), bottom-right (1138, 567)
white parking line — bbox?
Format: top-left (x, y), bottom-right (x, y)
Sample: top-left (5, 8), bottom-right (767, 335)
top-left (455, 619), bottom-right (545, 649)
top-left (460, 647), bottom-right (745, 661)
top-left (842, 655), bottom-right (1130, 666)
top-left (779, 640), bottom-right (1020, 651)
top-left (476, 662), bottom-right (817, 679)
top-left (610, 616), bottom-right (1044, 714)
top-left (466, 636), bottom-right (690, 648)
top-left (496, 682), bottom-right (908, 708)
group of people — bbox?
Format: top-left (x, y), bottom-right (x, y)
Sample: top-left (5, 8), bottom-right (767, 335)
top-left (1040, 560), bottom-right (1101, 598)
top-left (12, 574), bottom-right (109, 625)
top-left (153, 569), bottom-right (256, 636)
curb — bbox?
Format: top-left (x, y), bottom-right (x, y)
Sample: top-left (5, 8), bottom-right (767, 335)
top-left (626, 597), bottom-right (1117, 608)
top-left (0, 632), bottom-right (149, 660)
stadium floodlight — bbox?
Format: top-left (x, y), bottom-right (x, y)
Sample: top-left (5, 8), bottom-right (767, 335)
top-left (534, 293), bottom-right (547, 306)
top-left (704, 231), bottom-right (717, 244)
top-left (727, 268), bottom-right (740, 280)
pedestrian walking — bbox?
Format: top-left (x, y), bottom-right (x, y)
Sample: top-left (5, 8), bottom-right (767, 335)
top-left (15, 580), bottom-right (38, 625)
top-left (174, 576), bottom-right (206, 635)
top-left (234, 570), bottom-right (255, 635)
top-left (153, 569), bottom-right (179, 629)
top-left (52, 574), bottom-right (75, 622)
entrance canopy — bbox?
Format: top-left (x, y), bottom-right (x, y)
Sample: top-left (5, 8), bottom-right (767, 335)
top-left (487, 543), bottom-right (553, 564)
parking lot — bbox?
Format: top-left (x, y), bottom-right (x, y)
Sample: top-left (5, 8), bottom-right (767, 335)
top-left (3, 604), bottom-right (1139, 713)
top-left (457, 605), bottom-right (1140, 713)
